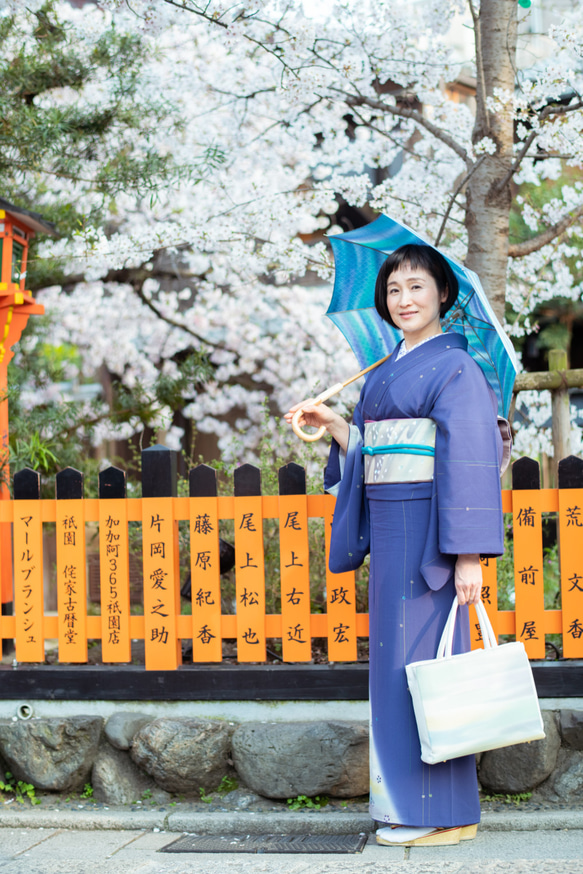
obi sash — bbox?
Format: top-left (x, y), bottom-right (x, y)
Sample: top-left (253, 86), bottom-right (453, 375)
top-left (362, 418), bottom-right (436, 484)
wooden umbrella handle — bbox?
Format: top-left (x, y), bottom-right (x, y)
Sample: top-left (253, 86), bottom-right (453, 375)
top-left (290, 355), bottom-right (391, 443)
top-left (291, 383), bottom-right (344, 443)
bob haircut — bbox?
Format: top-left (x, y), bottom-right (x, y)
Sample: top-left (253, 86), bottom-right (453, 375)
top-left (374, 244), bottom-right (459, 328)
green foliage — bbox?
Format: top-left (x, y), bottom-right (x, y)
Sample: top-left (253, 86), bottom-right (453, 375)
top-left (0, 772), bottom-right (41, 805)
top-left (482, 792), bottom-right (532, 806)
top-left (0, 1), bottom-right (224, 289)
top-left (286, 794), bottom-right (328, 810)
top-left (216, 775), bottom-right (238, 795)
top-left (80, 783), bottom-right (94, 799)
top-left (199, 786), bottom-right (213, 803)
top-left (7, 319), bottom-right (212, 496)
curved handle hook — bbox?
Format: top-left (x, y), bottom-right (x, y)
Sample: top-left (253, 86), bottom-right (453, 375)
top-left (289, 357), bottom-right (391, 444)
top-left (291, 408), bottom-right (327, 442)
top-left (290, 382), bottom-right (345, 443)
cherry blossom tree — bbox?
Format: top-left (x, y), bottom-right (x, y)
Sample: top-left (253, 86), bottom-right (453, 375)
top-left (5, 0), bottom-right (583, 469)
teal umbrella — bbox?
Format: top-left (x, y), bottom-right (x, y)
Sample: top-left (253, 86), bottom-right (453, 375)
top-left (327, 213), bottom-right (518, 418)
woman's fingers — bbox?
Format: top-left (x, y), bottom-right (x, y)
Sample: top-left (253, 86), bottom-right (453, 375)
top-left (455, 555), bottom-right (482, 605)
top-left (284, 400), bottom-right (333, 429)
top-left (283, 399), bottom-right (317, 423)
top-left (455, 582), bottom-right (482, 606)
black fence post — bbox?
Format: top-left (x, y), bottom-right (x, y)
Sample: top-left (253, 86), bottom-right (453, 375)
top-left (233, 463), bottom-right (261, 497)
top-left (558, 455), bottom-right (583, 489)
top-left (142, 445), bottom-right (177, 498)
top-left (278, 461), bottom-right (306, 496)
top-left (99, 466), bottom-right (126, 499)
top-left (189, 463), bottom-right (217, 498)
top-left (14, 468), bottom-right (41, 501)
top-left (56, 467), bottom-right (84, 500)
top-left (512, 456), bottom-right (540, 490)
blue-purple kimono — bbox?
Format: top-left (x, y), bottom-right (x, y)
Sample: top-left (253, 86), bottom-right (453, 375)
top-left (324, 332), bottom-right (504, 828)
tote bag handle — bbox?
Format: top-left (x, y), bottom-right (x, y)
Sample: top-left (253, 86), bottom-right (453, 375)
top-left (436, 597), bottom-right (497, 660)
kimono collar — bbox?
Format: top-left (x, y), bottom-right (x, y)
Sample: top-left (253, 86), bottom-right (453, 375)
top-left (382, 332), bottom-right (468, 381)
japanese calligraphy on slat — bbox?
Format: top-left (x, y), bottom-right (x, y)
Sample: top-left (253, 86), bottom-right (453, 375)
top-left (513, 491), bottom-right (545, 658)
top-left (558, 490), bottom-right (583, 657)
top-left (470, 556), bottom-right (499, 649)
top-left (56, 501), bottom-right (87, 662)
top-left (234, 496), bottom-right (266, 661)
top-left (142, 496), bottom-right (180, 670)
top-left (99, 499), bottom-right (131, 662)
top-left (13, 502), bottom-right (44, 662)
top-left (190, 496), bottom-right (222, 662)
top-left (279, 494), bottom-right (311, 662)
top-left (325, 497), bottom-right (357, 661)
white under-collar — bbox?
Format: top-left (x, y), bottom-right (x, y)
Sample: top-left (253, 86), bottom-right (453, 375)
top-left (395, 332), bottom-right (444, 361)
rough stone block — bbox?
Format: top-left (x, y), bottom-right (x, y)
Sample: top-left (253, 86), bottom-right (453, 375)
top-left (533, 749), bottom-right (583, 803)
top-left (560, 710), bottom-right (583, 750)
top-left (478, 710), bottom-right (560, 794)
top-left (232, 720), bottom-right (369, 799)
top-left (130, 718), bottom-right (234, 794)
top-left (0, 716), bottom-right (103, 792)
top-left (105, 712), bottom-right (152, 751)
top-left (92, 741), bottom-right (171, 804)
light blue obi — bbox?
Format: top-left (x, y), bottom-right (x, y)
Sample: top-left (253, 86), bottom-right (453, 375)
top-left (362, 418), bottom-right (436, 484)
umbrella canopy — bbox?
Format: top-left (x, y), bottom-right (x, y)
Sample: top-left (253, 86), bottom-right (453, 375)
top-left (327, 214), bottom-right (518, 419)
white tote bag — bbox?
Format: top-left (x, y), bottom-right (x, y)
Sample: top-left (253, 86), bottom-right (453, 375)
top-left (405, 597), bottom-right (545, 765)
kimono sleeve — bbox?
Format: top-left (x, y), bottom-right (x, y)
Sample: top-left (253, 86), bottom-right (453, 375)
top-left (431, 357), bottom-right (504, 557)
top-left (323, 402), bottom-right (370, 573)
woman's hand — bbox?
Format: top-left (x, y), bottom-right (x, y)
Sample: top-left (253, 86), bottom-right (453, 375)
top-left (284, 400), bottom-right (350, 451)
top-left (454, 554), bottom-right (482, 606)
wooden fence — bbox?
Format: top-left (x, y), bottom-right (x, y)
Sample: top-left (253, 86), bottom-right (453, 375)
top-left (1, 446), bottom-right (583, 671)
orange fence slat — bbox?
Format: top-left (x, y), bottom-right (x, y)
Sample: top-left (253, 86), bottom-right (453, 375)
top-left (234, 496), bottom-right (266, 661)
top-left (324, 495), bottom-right (358, 662)
top-left (13, 501), bottom-right (44, 662)
top-left (56, 499), bottom-right (88, 663)
top-left (558, 489), bottom-right (583, 657)
top-left (190, 496), bottom-right (222, 662)
top-left (99, 499), bottom-right (131, 663)
top-left (142, 497), bottom-right (181, 670)
top-left (513, 489), bottom-right (546, 658)
top-left (279, 494), bottom-right (312, 661)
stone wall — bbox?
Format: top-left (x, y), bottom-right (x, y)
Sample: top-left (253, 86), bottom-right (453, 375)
top-left (0, 710), bottom-right (581, 804)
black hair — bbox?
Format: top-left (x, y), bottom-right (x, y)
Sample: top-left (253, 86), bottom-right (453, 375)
top-left (374, 243), bottom-right (459, 328)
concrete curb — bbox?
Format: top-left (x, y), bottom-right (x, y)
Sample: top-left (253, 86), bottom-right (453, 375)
top-left (0, 806), bottom-right (581, 834)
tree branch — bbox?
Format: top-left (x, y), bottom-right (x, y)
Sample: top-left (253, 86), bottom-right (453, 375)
top-left (493, 99), bottom-right (583, 194)
top-left (468, 0), bottom-right (489, 135)
top-left (161, 0), bottom-right (300, 77)
top-left (508, 204), bottom-right (583, 257)
top-left (434, 155), bottom-right (486, 246)
top-left (131, 282), bottom-right (227, 352)
top-left (340, 92), bottom-right (472, 168)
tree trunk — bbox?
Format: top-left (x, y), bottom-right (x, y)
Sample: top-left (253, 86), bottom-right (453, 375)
top-left (465, 0), bottom-right (518, 323)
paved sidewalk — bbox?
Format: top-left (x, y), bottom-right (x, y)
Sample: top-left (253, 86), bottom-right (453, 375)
top-left (0, 808), bottom-right (582, 873)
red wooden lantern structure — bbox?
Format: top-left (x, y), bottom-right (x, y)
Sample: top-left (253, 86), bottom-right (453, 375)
top-left (0, 198), bottom-right (56, 614)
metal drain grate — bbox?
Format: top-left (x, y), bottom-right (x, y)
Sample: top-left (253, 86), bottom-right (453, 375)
top-left (160, 833), bottom-right (368, 854)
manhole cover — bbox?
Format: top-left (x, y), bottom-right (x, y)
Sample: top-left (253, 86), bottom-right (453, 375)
top-left (160, 833), bottom-right (368, 854)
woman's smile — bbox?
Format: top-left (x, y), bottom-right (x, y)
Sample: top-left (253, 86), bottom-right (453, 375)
top-left (386, 265), bottom-right (448, 348)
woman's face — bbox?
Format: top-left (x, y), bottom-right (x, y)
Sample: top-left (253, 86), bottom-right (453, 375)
top-left (386, 264), bottom-right (447, 348)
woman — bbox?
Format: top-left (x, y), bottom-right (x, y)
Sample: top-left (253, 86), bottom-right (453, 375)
top-left (285, 244), bottom-right (505, 847)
